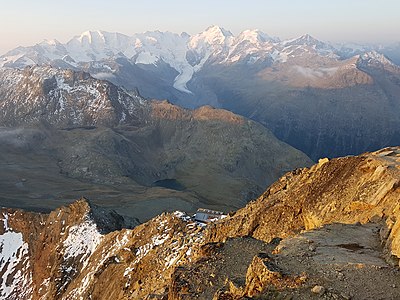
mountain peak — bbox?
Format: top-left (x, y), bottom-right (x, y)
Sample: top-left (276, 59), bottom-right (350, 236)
top-left (38, 39), bottom-right (63, 47)
top-left (196, 25), bottom-right (233, 44)
top-left (284, 33), bottom-right (323, 46)
top-left (360, 50), bottom-right (391, 62)
top-left (299, 33), bottom-right (314, 40)
top-left (237, 29), bottom-right (272, 43)
top-left (357, 50), bottom-right (398, 70)
top-left (282, 34), bottom-right (335, 55)
top-left (0, 65), bottom-right (147, 127)
top-left (1, 147), bottom-right (400, 299)
top-left (204, 25), bottom-right (233, 37)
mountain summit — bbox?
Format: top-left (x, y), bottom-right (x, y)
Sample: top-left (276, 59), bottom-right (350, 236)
top-left (198, 25), bottom-right (233, 43)
top-left (284, 33), bottom-right (322, 45)
top-left (236, 29), bottom-right (275, 44)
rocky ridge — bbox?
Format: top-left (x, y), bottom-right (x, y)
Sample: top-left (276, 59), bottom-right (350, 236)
top-left (204, 147), bottom-right (400, 251)
top-left (1, 147), bottom-right (400, 299)
top-left (0, 199), bottom-right (205, 299)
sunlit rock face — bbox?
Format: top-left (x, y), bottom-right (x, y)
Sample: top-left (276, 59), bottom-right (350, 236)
top-left (2, 147), bottom-right (400, 299)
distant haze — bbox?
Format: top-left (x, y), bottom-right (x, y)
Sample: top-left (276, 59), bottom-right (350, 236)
top-left (0, 0), bottom-right (399, 54)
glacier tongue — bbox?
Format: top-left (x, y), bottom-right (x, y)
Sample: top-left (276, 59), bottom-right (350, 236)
top-left (129, 31), bottom-right (196, 93)
top-left (173, 65), bottom-right (194, 94)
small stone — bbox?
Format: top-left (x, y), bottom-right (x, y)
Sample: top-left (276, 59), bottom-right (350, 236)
top-left (337, 272), bottom-right (344, 280)
top-left (332, 293), bottom-right (340, 300)
top-left (311, 285), bottom-right (325, 295)
top-left (308, 244), bottom-right (316, 252)
top-left (392, 284), bottom-right (397, 288)
top-left (340, 292), bottom-right (352, 300)
top-left (318, 158), bottom-right (329, 165)
top-left (299, 275), bottom-right (308, 282)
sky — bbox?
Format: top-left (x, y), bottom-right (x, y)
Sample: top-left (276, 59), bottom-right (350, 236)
top-left (0, 0), bottom-right (399, 54)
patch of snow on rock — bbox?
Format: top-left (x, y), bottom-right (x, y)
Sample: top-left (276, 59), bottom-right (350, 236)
top-left (0, 213), bottom-right (33, 300)
top-left (63, 215), bottom-right (103, 267)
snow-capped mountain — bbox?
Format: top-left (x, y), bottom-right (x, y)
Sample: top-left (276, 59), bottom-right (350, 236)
top-left (0, 26), bottom-right (396, 98)
top-left (3, 26), bottom-right (397, 99)
top-left (279, 33), bottom-right (339, 59)
top-left (1, 26), bottom-right (400, 161)
top-left (2, 26), bottom-right (398, 95)
top-left (0, 26), bottom-right (344, 94)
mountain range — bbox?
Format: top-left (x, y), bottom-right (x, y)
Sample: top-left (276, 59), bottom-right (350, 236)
top-left (0, 65), bottom-right (311, 221)
top-left (1, 25), bottom-right (400, 300)
top-left (2, 26), bottom-right (400, 160)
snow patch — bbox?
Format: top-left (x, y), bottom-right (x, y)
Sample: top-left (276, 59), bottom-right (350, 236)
top-left (135, 52), bottom-right (158, 65)
top-left (0, 53), bottom-right (25, 67)
top-left (65, 230), bottom-right (131, 299)
top-left (293, 65), bottom-right (339, 78)
top-left (0, 213), bottom-right (33, 299)
top-left (92, 72), bottom-right (116, 81)
top-left (63, 215), bottom-right (103, 267)
top-left (173, 211), bottom-right (192, 222)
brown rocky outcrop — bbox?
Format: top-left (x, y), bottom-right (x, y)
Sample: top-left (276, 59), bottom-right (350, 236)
top-left (204, 147), bottom-right (400, 261)
top-left (0, 199), bottom-right (208, 299)
top-left (214, 255), bottom-right (306, 299)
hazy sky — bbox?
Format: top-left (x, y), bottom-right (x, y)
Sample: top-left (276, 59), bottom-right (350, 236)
top-left (0, 0), bottom-right (399, 54)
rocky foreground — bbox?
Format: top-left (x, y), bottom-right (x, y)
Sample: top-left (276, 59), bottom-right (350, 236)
top-left (2, 147), bottom-right (400, 299)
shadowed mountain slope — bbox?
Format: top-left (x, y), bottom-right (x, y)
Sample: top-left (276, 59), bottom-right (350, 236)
top-left (0, 66), bottom-right (311, 220)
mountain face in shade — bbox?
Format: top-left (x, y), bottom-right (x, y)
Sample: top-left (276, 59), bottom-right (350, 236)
top-left (1, 147), bottom-right (400, 299)
top-left (0, 65), bottom-right (312, 221)
top-left (2, 26), bottom-right (399, 160)
top-left (0, 66), bottom-right (146, 127)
